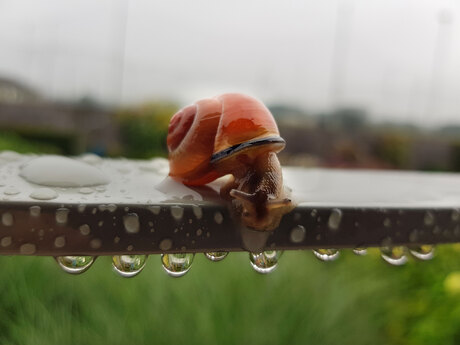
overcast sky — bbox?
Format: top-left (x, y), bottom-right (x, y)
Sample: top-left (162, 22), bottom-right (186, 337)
top-left (0, 0), bottom-right (458, 126)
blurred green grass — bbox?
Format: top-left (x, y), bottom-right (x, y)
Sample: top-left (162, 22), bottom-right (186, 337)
top-left (1, 247), bottom-right (460, 345)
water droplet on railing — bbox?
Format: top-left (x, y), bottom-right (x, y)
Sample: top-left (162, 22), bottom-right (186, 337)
top-left (424, 212), bottom-right (435, 227)
top-left (214, 212), bottom-right (223, 224)
top-left (352, 247), bottom-right (367, 256)
top-left (55, 208), bottom-right (69, 225)
top-left (2, 212), bottom-right (13, 226)
top-left (29, 206), bottom-right (41, 217)
top-left (205, 252), bottom-right (228, 262)
top-left (30, 188), bottom-right (58, 200)
top-left (56, 256), bottom-right (94, 274)
top-left (380, 246), bottom-right (407, 266)
top-left (408, 245), bottom-right (435, 261)
top-left (112, 255), bottom-right (147, 277)
top-left (161, 253), bottom-right (194, 277)
top-left (313, 249), bottom-right (340, 262)
top-left (249, 251), bottom-right (282, 274)
top-left (20, 155), bottom-right (109, 187)
top-left (328, 209), bottom-right (342, 230)
top-left (123, 213), bottom-right (140, 234)
top-left (4, 186), bottom-right (20, 195)
top-left (290, 225), bottom-right (306, 243)
top-left (171, 206), bottom-right (184, 220)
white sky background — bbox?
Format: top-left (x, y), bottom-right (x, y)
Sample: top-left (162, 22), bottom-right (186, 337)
top-left (0, 0), bottom-right (458, 126)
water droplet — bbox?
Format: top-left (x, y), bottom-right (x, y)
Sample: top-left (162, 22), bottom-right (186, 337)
top-left (214, 212), bottom-right (223, 224)
top-left (29, 206), bottom-right (41, 217)
top-left (123, 213), bottom-right (140, 234)
top-left (89, 238), bottom-right (102, 249)
top-left (77, 204), bottom-right (86, 213)
top-left (452, 209), bottom-right (460, 222)
top-left (1, 236), bottom-right (12, 247)
top-left (54, 236), bottom-right (66, 248)
top-left (424, 212), bottom-right (435, 227)
top-left (161, 253), bottom-right (194, 277)
top-left (112, 255), bottom-right (147, 277)
top-left (20, 155), bottom-right (109, 187)
top-left (352, 247), bottom-right (367, 256)
top-left (159, 238), bottom-right (173, 251)
top-left (2, 212), bottom-right (13, 226)
top-left (56, 256), bottom-right (94, 274)
top-left (192, 205), bottom-right (202, 219)
top-left (30, 188), bottom-right (58, 200)
top-left (4, 186), bottom-right (20, 195)
top-left (290, 225), bottom-right (306, 243)
top-left (147, 205), bottom-right (161, 215)
top-left (328, 209), bottom-right (342, 230)
top-left (55, 208), bottom-right (69, 225)
top-left (0, 150), bottom-right (22, 161)
top-left (107, 204), bottom-right (117, 213)
top-left (196, 228), bottom-right (203, 236)
top-left (19, 243), bottom-right (36, 255)
top-left (313, 249), bottom-right (340, 262)
top-left (249, 251), bottom-right (282, 274)
top-left (383, 218), bottom-right (392, 228)
top-left (79, 187), bottom-right (93, 194)
top-left (409, 245), bottom-right (435, 261)
top-left (380, 246), bottom-right (407, 265)
top-left (205, 252), bottom-right (228, 262)
top-left (79, 224), bottom-right (91, 236)
top-left (79, 153), bottom-right (102, 165)
top-left (171, 206), bottom-right (184, 220)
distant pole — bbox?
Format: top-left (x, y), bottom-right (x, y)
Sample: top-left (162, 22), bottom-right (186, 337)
top-left (111, 0), bottom-right (130, 106)
top-left (425, 9), bottom-right (453, 123)
top-left (330, 0), bottom-right (354, 110)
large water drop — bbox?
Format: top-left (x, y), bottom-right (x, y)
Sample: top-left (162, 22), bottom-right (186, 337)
top-left (161, 253), bottom-right (194, 277)
top-left (123, 213), bottom-right (140, 234)
top-left (20, 155), bottom-right (109, 187)
top-left (56, 256), bottom-right (94, 274)
top-left (328, 209), bottom-right (342, 230)
top-left (249, 251), bottom-right (282, 274)
top-left (409, 245), bottom-right (435, 261)
top-left (352, 247), bottom-right (368, 256)
top-left (29, 188), bottom-right (58, 200)
top-left (112, 255), bottom-right (147, 277)
top-left (205, 252), bottom-right (228, 262)
top-left (380, 246), bottom-right (407, 265)
top-left (313, 249), bottom-right (340, 262)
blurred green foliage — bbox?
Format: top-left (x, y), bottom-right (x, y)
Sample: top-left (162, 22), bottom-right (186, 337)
top-left (116, 102), bottom-right (177, 159)
top-left (1, 247), bottom-right (460, 344)
top-left (374, 133), bottom-right (410, 169)
top-left (0, 131), bottom-right (61, 154)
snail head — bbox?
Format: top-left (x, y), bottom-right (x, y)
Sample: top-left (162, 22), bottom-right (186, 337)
top-left (230, 189), bottom-right (292, 231)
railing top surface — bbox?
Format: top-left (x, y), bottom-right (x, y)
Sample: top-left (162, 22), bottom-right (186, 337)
top-left (0, 151), bottom-right (459, 255)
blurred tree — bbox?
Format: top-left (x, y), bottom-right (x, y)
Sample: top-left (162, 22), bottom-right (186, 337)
top-left (116, 101), bottom-right (177, 159)
top-left (373, 133), bottom-right (410, 169)
top-left (325, 107), bottom-right (368, 131)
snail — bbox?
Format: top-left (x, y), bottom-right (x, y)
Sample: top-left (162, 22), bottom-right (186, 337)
top-left (167, 93), bottom-right (294, 231)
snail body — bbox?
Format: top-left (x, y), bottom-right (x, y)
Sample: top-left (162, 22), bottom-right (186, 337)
top-left (167, 93), bottom-right (294, 231)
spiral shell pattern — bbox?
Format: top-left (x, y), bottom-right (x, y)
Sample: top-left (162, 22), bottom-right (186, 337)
top-left (167, 93), bottom-right (281, 186)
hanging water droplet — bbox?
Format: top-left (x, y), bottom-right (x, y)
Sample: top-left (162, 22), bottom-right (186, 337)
top-left (30, 188), bottom-right (58, 200)
top-left (408, 245), bottom-right (435, 261)
top-left (313, 249), bottom-right (340, 262)
top-left (192, 205), bottom-right (202, 219)
top-left (112, 255), bottom-right (147, 278)
top-left (161, 253), bottom-right (194, 277)
top-left (123, 213), bottom-right (140, 234)
top-left (205, 252), bottom-right (228, 262)
top-left (380, 246), bottom-right (407, 266)
top-left (56, 256), bottom-right (94, 274)
top-left (328, 209), bottom-right (342, 230)
top-left (249, 250), bottom-right (282, 274)
top-left (352, 247), bottom-right (367, 256)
